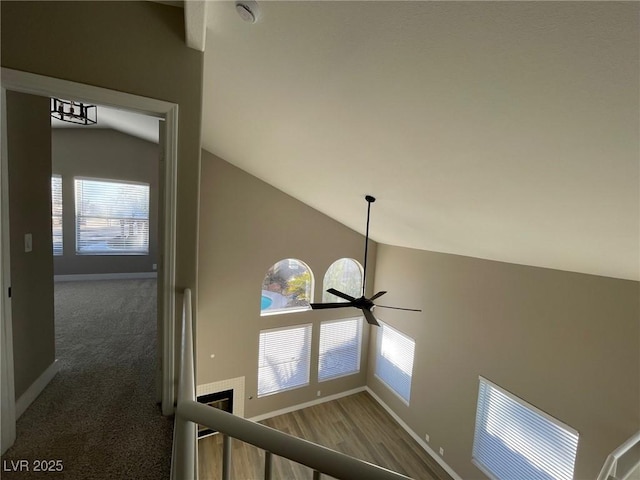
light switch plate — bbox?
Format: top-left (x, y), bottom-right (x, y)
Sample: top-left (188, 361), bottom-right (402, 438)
top-left (24, 233), bottom-right (32, 253)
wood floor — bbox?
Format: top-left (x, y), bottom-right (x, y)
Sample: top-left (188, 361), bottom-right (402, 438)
top-left (198, 391), bottom-right (452, 480)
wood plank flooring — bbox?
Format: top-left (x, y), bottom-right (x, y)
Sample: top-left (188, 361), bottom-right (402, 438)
top-left (198, 391), bottom-right (452, 480)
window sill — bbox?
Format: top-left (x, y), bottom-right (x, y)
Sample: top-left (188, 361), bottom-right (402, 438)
top-left (260, 306), bottom-right (311, 317)
top-left (75, 251), bottom-right (149, 256)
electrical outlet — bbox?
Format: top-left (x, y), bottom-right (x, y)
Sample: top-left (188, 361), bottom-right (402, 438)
top-left (425, 433), bottom-right (430, 442)
top-left (317, 390), bottom-right (321, 397)
top-left (439, 447), bottom-right (444, 456)
top-left (152, 263), bottom-right (157, 271)
top-left (24, 233), bottom-right (32, 253)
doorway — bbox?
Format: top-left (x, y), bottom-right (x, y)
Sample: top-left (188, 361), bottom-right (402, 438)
top-left (0, 68), bottom-right (179, 454)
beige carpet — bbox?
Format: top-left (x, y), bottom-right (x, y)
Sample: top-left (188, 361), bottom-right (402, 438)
top-left (1, 279), bottom-right (172, 479)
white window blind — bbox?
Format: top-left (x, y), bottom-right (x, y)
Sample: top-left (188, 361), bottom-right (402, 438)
top-left (375, 323), bottom-right (415, 404)
top-left (258, 324), bottom-right (312, 397)
top-left (75, 178), bottom-right (149, 255)
top-left (318, 317), bottom-right (362, 381)
top-left (51, 175), bottom-right (63, 256)
top-left (472, 377), bottom-right (579, 480)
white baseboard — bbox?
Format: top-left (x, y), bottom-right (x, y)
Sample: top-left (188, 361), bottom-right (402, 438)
top-left (16, 360), bottom-right (59, 419)
top-left (365, 387), bottom-right (463, 480)
top-left (54, 272), bottom-right (157, 282)
top-left (248, 386), bottom-right (366, 423)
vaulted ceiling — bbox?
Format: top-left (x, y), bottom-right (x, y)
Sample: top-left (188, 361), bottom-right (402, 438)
top-left (198, 1), bottom-right (639, 281)
top-left (77, 1), bottom-right (640, 281)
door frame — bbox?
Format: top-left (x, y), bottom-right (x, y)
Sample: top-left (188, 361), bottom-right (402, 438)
top-left (0, 68), bottom-right (179, 453)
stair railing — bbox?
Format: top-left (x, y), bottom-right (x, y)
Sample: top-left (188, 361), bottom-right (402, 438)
top-left (171, 288), bottom-right (198, 479)
top-left (597, 431), bottom-right (640, 480)
top-left (171, 288), bottom-right (413, 480)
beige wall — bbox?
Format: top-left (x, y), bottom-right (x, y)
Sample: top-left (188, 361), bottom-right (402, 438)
top-left (197, 151), bottom-right (377, 418)
top-left (1, 0), bottom-right (203, 319)
top-left (52, 129), bottom-right (159, 275)
top-left (368, 244), bottom-right (639, 479)
top-left (7, 91), bottom-right (56, 399)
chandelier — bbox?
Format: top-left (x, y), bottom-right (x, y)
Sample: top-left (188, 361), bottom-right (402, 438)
top-left (51, 98), bottom-right (97, 125)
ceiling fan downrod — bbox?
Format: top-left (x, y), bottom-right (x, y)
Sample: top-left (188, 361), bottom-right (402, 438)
top-left (363, 195), bottom-right (375, 297)
top-left (309, 194), bottom-right (421, 326)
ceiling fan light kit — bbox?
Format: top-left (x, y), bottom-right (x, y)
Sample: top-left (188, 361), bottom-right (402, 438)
top-left (310, 195), bottom-right (421, 326)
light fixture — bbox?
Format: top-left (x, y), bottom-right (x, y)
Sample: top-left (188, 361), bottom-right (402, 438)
top-left (235, 1), bottom-right (259, 23)
top-left (51, 98), bottom-right (97, 126)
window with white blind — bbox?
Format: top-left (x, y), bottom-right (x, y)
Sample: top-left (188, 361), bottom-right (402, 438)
top-left (472, 377), bottom-right (579, 480)
top-left (375, 322), bottom-right (415, 404)
top-left (258, 324), bottom-right (312, 397)
top-left (51, 175), bottom-right (63, 256)
top-left (318, 317), bottom-right (362, 382)
top-left (75, 177), bottom-right (149, 255)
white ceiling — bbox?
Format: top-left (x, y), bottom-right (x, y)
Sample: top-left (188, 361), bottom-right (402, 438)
top-left (56, 2), bottom-right (639, 281)
top-left (200, 1), bottom-right (639, 281)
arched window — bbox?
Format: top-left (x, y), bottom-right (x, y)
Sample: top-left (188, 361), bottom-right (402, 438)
top-left (261, 259), bottom-right (313, 315)
top-left (322, 258), bottom-right (363, 302)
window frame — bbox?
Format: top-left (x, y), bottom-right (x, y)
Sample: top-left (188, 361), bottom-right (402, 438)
top-left (318, 316), bottom-right (363, 382)
top-left (257, 323), bottom-right (313, 398)
top-left (374, 322), bottom-right (416, 405)
top-left (472, 376), bottom-right (580, 480)
top-left (260, 258), bottom-right (314, 316)
top-left (74, 176), bottom-right (150, 256)
top-left (322, 258), bottom-right (364, 303)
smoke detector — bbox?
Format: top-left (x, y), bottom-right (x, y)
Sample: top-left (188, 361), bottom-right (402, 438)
top-left (235, 1), bottom-right (259, 23)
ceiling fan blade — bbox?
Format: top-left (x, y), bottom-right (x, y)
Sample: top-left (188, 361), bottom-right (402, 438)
top-left (362, 308), bottom-right (380, 327)
top-left (326, 288), bottom-right (356, 302)
top-left (310, 302), bottom-right (353, 310)
top-left (369, 290), bottom-right (387, 301)
top-left (375, 304), bottom-right (422, 312)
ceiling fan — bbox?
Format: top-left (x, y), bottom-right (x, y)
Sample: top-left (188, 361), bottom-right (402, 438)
top-left (310, 195), bottom-right (421, 326)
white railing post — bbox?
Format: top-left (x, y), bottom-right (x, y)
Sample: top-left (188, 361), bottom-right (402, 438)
top-left (621, 458), bottom-right (640, 480)
top-left (264, 451), bottom-right (273, 480)
top-left (222, 434), bottom-right (232, 480)
top-left (171, 289), bottom-right (197, 480)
